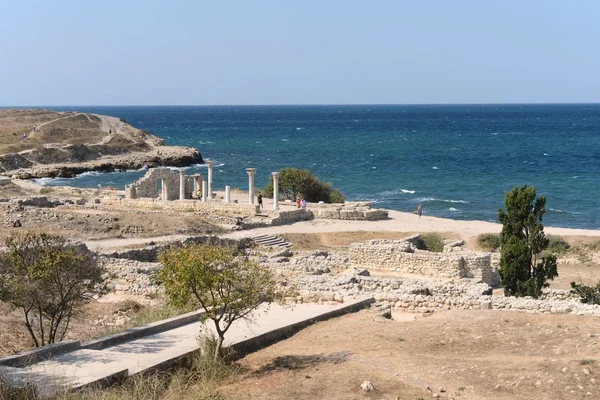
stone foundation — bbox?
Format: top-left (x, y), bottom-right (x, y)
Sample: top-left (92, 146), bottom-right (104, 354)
top-left (348, 239), bottom-right (497, 285)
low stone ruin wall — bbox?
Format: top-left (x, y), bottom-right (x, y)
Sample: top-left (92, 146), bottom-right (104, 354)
top-left (313, 207), bottom-right (388, 220)
top-left (100, 196), bottom-right (258, 214)
top-left (271, 209), bottom-right (314, 225)
top-left (292, 273), bottom-right (600, 317)
top-left (101, 235), bottom-right (247, 263)
top-left (348, 239), bottom-right (496, 285)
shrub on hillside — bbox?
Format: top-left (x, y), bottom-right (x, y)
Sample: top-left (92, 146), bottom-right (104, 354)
top-left (415, 233), bottom-right (444, 253)
top-left (478, 233), bottom-right (500, 252)
top-left (570, 281), bottom-right (600, 305)
top-left (546, 236), bottom-right (570, 255)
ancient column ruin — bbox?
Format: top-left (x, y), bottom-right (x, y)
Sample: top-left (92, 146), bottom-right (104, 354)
top-left (179, 170), bottom-right (185, 200)
top-left (193, 174), bottom-right (203, 199)
top-left (246, 168), bottom-right (256, 205)
top-left (207, 160), bottom-right (214, 199)
top-left (272, 172), bottom-right (279, 210)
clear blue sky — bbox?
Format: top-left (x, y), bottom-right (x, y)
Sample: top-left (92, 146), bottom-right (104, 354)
top-left (1, 0), bottom-right (599, 106)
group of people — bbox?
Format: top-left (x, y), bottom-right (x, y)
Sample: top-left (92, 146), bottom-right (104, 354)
top-left (296, 197), bottom-right (307, 210)
top-left (255, 192), bottom-right (306, 210)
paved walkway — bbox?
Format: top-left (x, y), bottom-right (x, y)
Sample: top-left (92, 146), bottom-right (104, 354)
top-left (0, 301), bottom-right (367, 396)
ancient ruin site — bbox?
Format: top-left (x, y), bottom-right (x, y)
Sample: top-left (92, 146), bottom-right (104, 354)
top-left (1, 114), bottom-right (600, 400)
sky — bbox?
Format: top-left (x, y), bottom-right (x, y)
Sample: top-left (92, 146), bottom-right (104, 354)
top-left (1, 0), bottom-right (599, 106)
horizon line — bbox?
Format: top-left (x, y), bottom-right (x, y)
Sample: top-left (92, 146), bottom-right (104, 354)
top-left (2, 102), bottom-right (600, 108)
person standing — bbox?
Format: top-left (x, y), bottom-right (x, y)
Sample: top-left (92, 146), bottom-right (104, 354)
top-left (300, 198), bottom-right (307, 210)
top-left (257, 192), bottom-right (263, 210)
top-left (417, 203), bottom-right (423, 218)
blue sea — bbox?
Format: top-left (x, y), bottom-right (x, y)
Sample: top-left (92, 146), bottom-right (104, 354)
top-left (36, 105), bottom-right (600, 230)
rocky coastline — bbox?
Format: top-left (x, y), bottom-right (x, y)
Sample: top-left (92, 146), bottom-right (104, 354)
top-left (0, 109), bottom-right (204, 179)
top-left (6, 146), bottom-right (203, 179)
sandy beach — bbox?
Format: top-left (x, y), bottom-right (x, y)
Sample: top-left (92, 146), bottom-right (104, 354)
top-left (219, 190), bottom-right (600, 242)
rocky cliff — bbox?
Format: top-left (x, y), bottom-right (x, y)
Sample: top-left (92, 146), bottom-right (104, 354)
top-left (0, 109), bottom-right (203, 178)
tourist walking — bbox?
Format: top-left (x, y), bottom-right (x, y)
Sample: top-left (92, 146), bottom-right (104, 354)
top-left (300, 198), bottom-right (307, 210)
top-left (296, 197), bottom-right (301, 208)
top-left (417, 203), bottom-right (423, 218)
top-left (257, 192), bottom-right (263, 210)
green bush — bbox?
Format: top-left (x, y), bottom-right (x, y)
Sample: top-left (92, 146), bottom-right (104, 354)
top-left (570, 281), bottom-right (600, 305)
top-left (415, 233), bottom-right (444, 253)
top-left (478, 233), bottom-right (500, 252)
top-left (264, 168), bottom-right (345, 203)
top-left (546, 236), bottom-right (570, 255)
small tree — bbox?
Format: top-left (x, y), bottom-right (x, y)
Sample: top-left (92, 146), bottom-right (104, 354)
top-left (0, 233), bottom-right (105, 347)
top-left (264, 167), bottom-right (345, 203)
top-left (156, 243), bottom-right (287, 360)
top-left (498, 186), bottom-right (558, 298)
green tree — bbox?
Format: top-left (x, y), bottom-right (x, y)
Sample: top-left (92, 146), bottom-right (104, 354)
top-left (156, 243), bottom-right (288, 360)
top-left (0, 233), bottom-right (105, 347)
top-left (497, 186), bottom-right (558, 298)
top-left (264, 167), bottom-right (345, 203)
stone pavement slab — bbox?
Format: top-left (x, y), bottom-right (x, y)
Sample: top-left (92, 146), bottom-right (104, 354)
top-left (1, 299), bottom-right (373, 397)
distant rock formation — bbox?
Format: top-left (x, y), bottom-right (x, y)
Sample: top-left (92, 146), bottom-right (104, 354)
top-left (0, 109), bottom-right (203, 178)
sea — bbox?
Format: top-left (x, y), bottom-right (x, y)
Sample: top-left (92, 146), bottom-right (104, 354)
top-left (34, 104), bottom-right (600, 230)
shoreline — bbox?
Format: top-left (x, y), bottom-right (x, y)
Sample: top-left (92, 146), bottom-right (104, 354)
top-left (222, 207), bottom-right (600, 242)
top-left (9, 180), bottom-right (600, 243)
top-left (6, 145), bottom-right (203, 179)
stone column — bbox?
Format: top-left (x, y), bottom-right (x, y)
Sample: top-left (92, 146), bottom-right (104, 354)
top-left (201, 180), bottom-right (207, 202)
top-left (246, 168), bottom-right (256, 205)
top-left (225, 185), bottom-right (231, 204)
top-left (179, 170), bottom-right (185, 200)
top-left (161, 178), bottom-right (168, 201)
top-left (193, 174), bottom-right (201, 198)
top-left (271, 172), bottom-right (279, 210)
top-left (206, 160), bottom-right (214, 199)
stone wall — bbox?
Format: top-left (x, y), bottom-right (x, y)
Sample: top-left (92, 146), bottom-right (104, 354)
top-left (313, 207), bottom-right (388, 220)
top-left (101, 196), bottom-right (258, 214)
top-left (125, 167), bottom-right (185, 200)
top-left (101, 235), bottom-right (247, 263)
top-left (348, 239), bottom-right (495, 285)
top-left (271, 209), bottom-right (314, 225)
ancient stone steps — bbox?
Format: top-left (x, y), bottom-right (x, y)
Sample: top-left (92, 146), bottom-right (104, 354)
top-left (252, 234), bottom-right (292, 249)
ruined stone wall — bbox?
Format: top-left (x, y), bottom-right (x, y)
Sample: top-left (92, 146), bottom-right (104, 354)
top-left (101, 196), bottom-right (257, 214)
top-left (348, 239), bottom-right (494, 285)
top-left (271, 209), bottom-right (314, 225)
top-left (313, 208), bottom-right (388, 220)
top-left (125, 167), bottom-right (182, 200)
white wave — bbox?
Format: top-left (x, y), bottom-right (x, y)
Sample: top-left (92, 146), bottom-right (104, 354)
top-left (401, 189), bottom-right (415, 194)
top-left (418, 197), bottom-right (470, 204)
top-left (197, 141), bottom-right (214, 145)
top-left (549, 208), bottom-right (582, 215)
top-left (33, 177), bottom-right (54, 186)
top-left (432, 166), bottom-right (439, 170)
top-left (372, 166), bottom-right (377, 169)
top-left (296, 127), bottom-right (303, 130)
top-left (78, 171), bottom-right (102, 177)
top-left (449, 207), bottom-right (459, 212)
top-left (282, 139), bottom-right (289, 141)
top-left (543, 153), bottom-right (549, 156)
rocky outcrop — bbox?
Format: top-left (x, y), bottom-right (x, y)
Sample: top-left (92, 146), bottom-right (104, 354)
top-left (8, 147), bottom-right (203, 179)
top-left (0, 109), bottom-right (203, 178)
